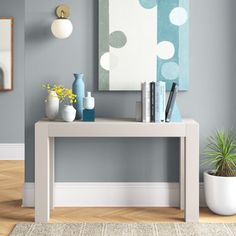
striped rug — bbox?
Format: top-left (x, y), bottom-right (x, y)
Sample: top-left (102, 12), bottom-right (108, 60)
top-left (10, 223), bottom-right (236, 236)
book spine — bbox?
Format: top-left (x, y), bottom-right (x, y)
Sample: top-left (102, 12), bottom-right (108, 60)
top-left (150, 82), bottom-right (155, 122)
top-left (141, 83), bottom-right (145, 122)
top-left (166, 84), bottom-right (178, 122)
top-left (142, 82), bottom-right (150, 123)
top-left (155, 82), bottom-right (166, 123)
top-left (165, 82), bottom-right (176, 122)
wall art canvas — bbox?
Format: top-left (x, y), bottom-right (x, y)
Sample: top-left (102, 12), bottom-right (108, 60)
top-left (99, 0), bottom-right (189, 91)
top-left (0, 18), bottom-right (13, 91)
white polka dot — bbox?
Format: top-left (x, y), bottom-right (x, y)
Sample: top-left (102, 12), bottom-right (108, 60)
top-left (100, 52), bottom-right (118, 71)
top-left (157, 41), bottom-right (175, 60)
top-left (100, 52), bottom-right (110, 71)
top-left (169, 7), bottom-right (188, 26)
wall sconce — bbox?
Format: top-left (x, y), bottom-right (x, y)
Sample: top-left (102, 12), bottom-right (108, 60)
top-left (51, 5), bottom-right (73, 39)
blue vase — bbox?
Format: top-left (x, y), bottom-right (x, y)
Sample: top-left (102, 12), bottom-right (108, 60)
top-left (72, 73), bottom-right (85, 120)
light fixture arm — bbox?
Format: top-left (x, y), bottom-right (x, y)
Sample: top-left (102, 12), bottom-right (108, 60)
top-left (60, 10), bottom-right (65, 19)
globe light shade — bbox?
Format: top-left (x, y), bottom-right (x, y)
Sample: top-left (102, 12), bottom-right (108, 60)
top-left (51, 19), bottom-right (73, 39)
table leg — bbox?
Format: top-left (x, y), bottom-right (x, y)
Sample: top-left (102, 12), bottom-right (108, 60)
top-left (35, 123), bottom-right (50, 222)
top-left (180, 137), bottom-right (185, 210)
top-left (50, 137), bottom-right (55, 210)
top-left (184, 123), bottom-right (199, 222)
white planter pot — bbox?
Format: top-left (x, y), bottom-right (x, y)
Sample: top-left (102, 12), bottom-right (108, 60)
top-left (61, 105), bottom-right (76, 122)
top-left (204, 171), bottom-right (236, 215)
top-left (45, 91), bottom-right (59, 120)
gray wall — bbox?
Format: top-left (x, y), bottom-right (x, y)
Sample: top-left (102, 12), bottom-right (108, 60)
top-left (0, 0), bottom-right (24, 143)
top-left (25, 0), bottom-right (236, 182)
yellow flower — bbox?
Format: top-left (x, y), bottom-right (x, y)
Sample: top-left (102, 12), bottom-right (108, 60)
top-left (42, 83), bottom-right (77, 105)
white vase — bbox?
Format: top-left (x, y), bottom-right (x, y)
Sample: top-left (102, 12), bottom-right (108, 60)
top-left (204, 171), bottom-right (236, 215)
top-left (61, 105), bottom-right (76, 122)
top-left (83, 92), bottom-right (95, 110)
top-left (45, 91), bottom-right (59, 120)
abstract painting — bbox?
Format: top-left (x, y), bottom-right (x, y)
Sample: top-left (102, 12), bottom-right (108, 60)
top-left (99, 0), bottom-right (189, 91)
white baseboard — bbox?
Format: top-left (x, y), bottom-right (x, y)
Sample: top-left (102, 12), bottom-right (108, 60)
top-left (0, 143), bottom-right (24, 160)
top-left (23, 182), bottom-right (206, 207)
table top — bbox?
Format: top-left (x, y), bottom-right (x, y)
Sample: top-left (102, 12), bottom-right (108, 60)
top-left (36, 117), bottom-right (197, 125)
top-left (35, 118), bottom-right (198, 138)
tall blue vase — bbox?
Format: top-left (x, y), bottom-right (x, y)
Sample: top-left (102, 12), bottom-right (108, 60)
top-left (72, 73), bottom-right (85, 120)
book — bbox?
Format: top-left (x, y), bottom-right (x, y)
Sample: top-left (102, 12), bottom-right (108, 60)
top-left (165, 82), bottom-right (178, 122)
top-left (150, 82), bottom-right (155, 122)
top-left (155, 81), bottom-right (166, 123)
top-left (141, 82), bottom-right (151, 123)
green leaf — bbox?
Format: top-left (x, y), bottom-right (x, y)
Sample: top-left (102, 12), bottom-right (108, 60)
top-left (202, 129), bottom-right (236, 176)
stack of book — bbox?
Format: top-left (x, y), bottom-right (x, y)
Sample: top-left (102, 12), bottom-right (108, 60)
top-left (141, 82), bottom-right (178, 123)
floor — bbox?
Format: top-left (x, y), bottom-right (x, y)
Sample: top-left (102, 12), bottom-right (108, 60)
top-left (1, 161), bottom-right (236, 236)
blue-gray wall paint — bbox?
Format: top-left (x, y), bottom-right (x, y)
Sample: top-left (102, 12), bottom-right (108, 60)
top-left (25, 0), bottom-right (236, 182)
top-left (0, 0), bottom-right (24, 143)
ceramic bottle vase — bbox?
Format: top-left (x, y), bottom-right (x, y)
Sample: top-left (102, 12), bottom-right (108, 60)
top-left (72, 73), bottom-right (85, 120)
top-left (45, 90), bottom-right (59, 120)
top-left (83, 92), bottom-right (95, 109)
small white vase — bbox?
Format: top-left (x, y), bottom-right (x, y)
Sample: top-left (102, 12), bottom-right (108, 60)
top-left (61, 105), bottom-right (76, 122)
top-left (45, 91), bottom-right (59, 120)
top-left (83, 91), bottom-right (95, 110)
top-left (204, 171), bottom-right (236, 215)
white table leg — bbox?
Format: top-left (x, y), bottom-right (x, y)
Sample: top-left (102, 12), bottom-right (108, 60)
top-left (50, 137), bottom-right (55, 210)
top-left (184, 123), bottom-right (199, 222)
top-left (35, 123), bottom-right (50, 223)
top-left (180, 137), bottom-right (185, 210)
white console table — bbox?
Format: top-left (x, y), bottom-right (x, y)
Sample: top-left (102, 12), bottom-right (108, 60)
top-left (35, 118), bottom-right (199, 223)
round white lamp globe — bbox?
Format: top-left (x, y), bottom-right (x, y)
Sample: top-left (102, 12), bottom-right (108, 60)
top-left (51, 19), bottom-right (73, 39)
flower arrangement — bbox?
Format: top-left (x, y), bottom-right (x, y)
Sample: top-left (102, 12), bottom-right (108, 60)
top-left (42, 84), bottom-right (64, 101)
top-left (62, 88), bottom-right (77, 105)
top-left (42, 84), bottom-right (76, 105)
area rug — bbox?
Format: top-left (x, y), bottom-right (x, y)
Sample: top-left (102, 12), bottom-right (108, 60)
top-left (10, 223), bottom-right (236, 236)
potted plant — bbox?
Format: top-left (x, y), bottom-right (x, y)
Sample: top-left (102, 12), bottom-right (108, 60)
top-left (203, 130), bottom-right (236, 215)
top-left (60, 88), bottom-right (77, 122)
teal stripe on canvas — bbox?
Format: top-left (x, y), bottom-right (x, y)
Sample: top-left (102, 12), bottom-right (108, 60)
top-left (179, 0), bottom-right (189, 90)
top-left (157, 0), bottom-right (189, 91)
